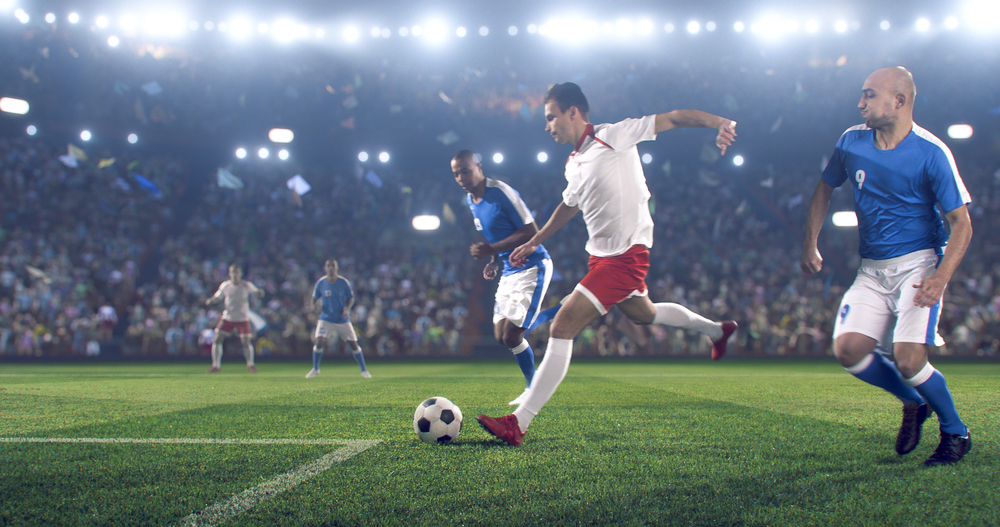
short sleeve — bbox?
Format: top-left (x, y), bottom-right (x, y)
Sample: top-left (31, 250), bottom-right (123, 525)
top-left (822, 133), bottom-right (849, 188)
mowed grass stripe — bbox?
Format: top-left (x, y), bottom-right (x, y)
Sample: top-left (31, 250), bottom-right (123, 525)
top-left (0, 437), bottom-right (369, 445)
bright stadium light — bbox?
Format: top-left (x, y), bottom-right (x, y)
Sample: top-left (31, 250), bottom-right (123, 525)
top-left (527, 24), bottom-right (537, 34)
top-left (268, 128), bottom-right (294, 143)
top-left (258, 147), bottom-right (269, 159)
top-left (456, 26), bottom-right (467, 37)
top-left (734, 21), bottom-right (745, 32)
top-left (537, 152), bottom-right (548, 163)
top-left (733, 155), bottom-right (745, 166)
top-left (947, 124), bottom-right (973, 139)
top-left (641, 153), bottom-right (652, 164)
top-left (370, 26), bottom-right (380, 38)
top-left (832, 211), bottom-right (858, 227)
top-left (493, 153), bottom-right (503, 164)
top-left (411, 25), bottom-right (423, 36)
top-left (412, 215), bottom-right (441, 231)
top-left (378, 28), bottom-right (388, 38)
top-left (96, 15), bottom-right (109, 28)
top-left (508, 25), bottom-right (518, 36)
top-left (45, 13), bottom-right (56, 24)
top-left (964, 0), bottom-right (1000, 31)
top-left (664, 22), bottom-right (675, 33)
top-left (479, 26), bottom-right (489, 36)
top-left (80, 130), bottom-right (92, 141)
top-left (273, 19), bottom-right (298, 42)
top-left (915, 18), bottom-right (931, 31)
top-left (229, 17), bottom-right (253, 39)
top-left (687, 20), bottom-right (700, 34)
top-left (127, 133), bottom-right (138, 144)
top-left (15, 9), bottom-right (28, 23)
top-left (706, 21), bottom-right (717, 31)
top-left (425, 21), bottom-right (448, 42)
top-left (806, 19), bottom-right (819, 33)
top-left (379, 151), bottom-right (390, 163)
top-left (399, 26), bottom-right (409, 36)
top-left (236, 147), bottom-right (247, 159)
top-left (944, 16), bottom-right (959, 29)
top-left (834, 20), bottom-right (848, 33)
top-left (26, 125), bottom-right (37, 136)
top-left (880, 20), bottom-right (891, 30)
top-left (68, 13), bottom-right (80, 24)
top-left (0, 97), bottom-right (29, 115)
top-left (278, 149), bottom-right (289, 160)
top-left (204, 21), bottom-right (215, 31)
top-left (358, 151), bottom-right (369, 162)
top-left (108, 35), bottom-right (119, 47)
top-left (257, 23), bottom-right (268, 34)
top-left (637, 19), bottom-right (654, 35)
top-left (120, 15), bottom-right (136, 32)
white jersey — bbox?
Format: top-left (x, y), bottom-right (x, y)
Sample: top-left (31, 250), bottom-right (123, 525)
top-left (562, 115), bottom-right (657, 257)
top-left (215, 280), bottom-right (258, 322)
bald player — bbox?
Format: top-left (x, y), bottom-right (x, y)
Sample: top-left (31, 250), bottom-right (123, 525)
top-left (802, 67), bottom-right (973, 466)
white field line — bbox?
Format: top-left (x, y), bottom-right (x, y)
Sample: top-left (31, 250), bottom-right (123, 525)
top-left (1, 436), bottom-right (381, 526)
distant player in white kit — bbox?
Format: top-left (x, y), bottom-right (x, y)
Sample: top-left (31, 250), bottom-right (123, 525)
top-left (477, 82), bottom-right (738, 446)
top-left (205, 264), bottom-right (261, 373)
top-left (306, 259), bottom-right (371, 379)
top-left (452, 149), bottom-right (554, 406)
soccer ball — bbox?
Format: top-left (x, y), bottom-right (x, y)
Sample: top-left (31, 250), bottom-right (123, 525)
top-left (413, 396), bottom-right (463, 444)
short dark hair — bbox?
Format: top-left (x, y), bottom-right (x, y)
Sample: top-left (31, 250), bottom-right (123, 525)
top-left (452, 149), bottom-right (476, 163)
top-left (545, 83), bottom-right (589, 116)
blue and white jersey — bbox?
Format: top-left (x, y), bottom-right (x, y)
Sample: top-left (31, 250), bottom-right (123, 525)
top-left (468, 178), bottom-right (551, 276)
top-left (313, 276), bottom-right (353, 324)
top-left (822, 124), bottom-right (971, 260)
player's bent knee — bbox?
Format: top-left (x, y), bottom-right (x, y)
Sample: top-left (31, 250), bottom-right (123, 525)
top-left (833, 334), bottom-right (876, 368)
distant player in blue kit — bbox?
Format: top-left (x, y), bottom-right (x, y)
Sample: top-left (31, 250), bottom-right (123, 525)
top-left (452, 150), bottom-right (555, 406)
top-left (802, 67), bottom-right (973, 466)
top-left (307, 259), bottom-right (371, 379)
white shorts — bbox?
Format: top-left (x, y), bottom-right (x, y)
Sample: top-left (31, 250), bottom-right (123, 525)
top-left (833, 249), bottom-right (945, 348)
top-left (493, 258), bottom-right (553, 328)
top-left (315, 320), bottom-right (358, 342)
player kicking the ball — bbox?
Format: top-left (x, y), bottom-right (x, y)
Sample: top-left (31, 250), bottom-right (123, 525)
top-left (306, 259), bottom-right (371, 379)
top-left (452, 149), bottom-right (554, 406)
top-left (478, 82), bottom-right (738, 446)
top-left (802, 67), bottom-right (972, 466)
top-left (205, 264), bottom-right (262, 373)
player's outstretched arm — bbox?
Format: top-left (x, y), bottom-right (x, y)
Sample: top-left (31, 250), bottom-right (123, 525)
top-left (801, 180), bottom-right (835, 274)
top-left (655, 110), bottom-right (737, 154)
top-left (205, 289), bottom-right (223, 306)
top-left (912, 205), bottom-right (972, 307)
top-left (510, 202), bottom-right (579, 267)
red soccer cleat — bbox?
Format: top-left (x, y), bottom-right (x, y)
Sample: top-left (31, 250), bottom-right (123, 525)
top-left (476, 414), bottom-right (526, 446)
top-left (206, 366), bottom-right (221, 373)
top-left (712, 321), bottom-right (738, 361)
top-left (247, 364), bottom-right (257, 373)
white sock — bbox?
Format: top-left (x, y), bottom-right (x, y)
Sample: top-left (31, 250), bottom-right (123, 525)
top-left (513, 338), bottom-right (573, 432)
top-left (211, 342), bottom-right (222, 367)
top-left (652, 303), bottom-right (722, 340)
top-left (244, 343), bottom-right (255, 366)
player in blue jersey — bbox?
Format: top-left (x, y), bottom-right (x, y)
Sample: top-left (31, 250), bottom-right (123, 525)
top-left (452, 150), bottom-right (554, 406)
top-left (307, 259), bottom-right (371, 379)
top-left (802, 67), bottom-right (973, 466)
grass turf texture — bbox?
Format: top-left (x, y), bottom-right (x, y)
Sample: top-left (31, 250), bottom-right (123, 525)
top-left (1, 360), bottom-right (997, 526)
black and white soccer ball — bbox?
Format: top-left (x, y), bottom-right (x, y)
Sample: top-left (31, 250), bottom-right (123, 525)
top-left (413, 396), bottom-right (463, 444)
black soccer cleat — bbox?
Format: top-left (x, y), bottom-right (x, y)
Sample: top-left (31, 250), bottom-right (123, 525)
top-left (895, 403), bottom-right (930, 455)
top-left (923, 430), bottom-right (972, 467)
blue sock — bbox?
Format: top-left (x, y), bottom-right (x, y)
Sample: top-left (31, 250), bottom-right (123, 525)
top-left (511, 341), bottom-right (535, 387)
top-left (848, 353), bottom-right (925, 405)
top-left (526, 305), bottom-right (560, 335)
top-left (352, 349), bottom-right (367, 372)
top-left (312, 349), bottom-right (323, 370)
top-left (912, 369), bottom-right (967, 436)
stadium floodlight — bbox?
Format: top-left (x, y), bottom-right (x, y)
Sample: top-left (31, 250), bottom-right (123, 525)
top-left (733, 155), bottom-right (745, 166)
top-left (80, 130), bottom-right (92, 141)
top-left (189, 21), bottom-right (199, 31)
top-left (15, 9), bottom-right (28, 23)
top-left (127, 133), bottom-right (138, 144)
top-left (26, 125), bottom-right (37, 136)
top-left (217, 22), bottom-right (229, 32)
top-left (527, 24), bottom-right (537, 34)
top-left (96, 15), bottom-right (109, 28)
top-left (340, 25), bottom-right (358, 42)
top-left (806, 20), bottom-right (819, 33)
top-left (491, 153), bottom-right (503, 164)
top-left (479, 26), bottom-right (489, 36)
top-left (321, 28), bottom-right (330, 39)
top-left (108, 36), bottom-right (120, 47)
top-left (964, 0), bottom-right (1000, 31)
top-left (379, 151), bottom-right (390, 163)
top-left (947, 124), bottom-right (973, 139)
top-left (268, 128), bottom-right (294, 143)
top-left (412, 215), bottom-right (441, 231)
top-left (228, 17), bottom-right (252, 39)
top-left (915, 18), bottom-right (930, 31)
top-left (832, 211), bottom-right (858, 227)
top-left (456, 26), bottom-right (467, 37)
top-left (399, 26), bottom-right (409, 36)
top-left (358, 151), bottom-right (369, 162)
top-left (424, 21), bottom-right (448, 42)
top-left (734, 21), bottom-right (745, 32)
top-left (637, 19), bottom-right (654, 35)
top-left (236, 148), bottom-right (247, 159)
top-left (880, 20), bottom-right (891, 30)
top-left (834, 20), bottom-right (848, 33)
top-left (944, 16), bottom-right (959, 29)
top-left (45, 13), bottom-right (56, 24)
top-left (257, 23), bottom-right (268, 34)
top-left (258, 147), bottom-right (269, 159)
top-left (411, 25), bottom-right (423, 36)
top-left (120, 15), bottom-right (136, 32)
top-left (370, 26), bottom-right (380, 38)
top-left (706, 21), bottom-right (717, 31)
top-left (641, 153), bottom-right (652, 164)
top-left (687, 20), bottom-right (700, 34)
top-left (664, 22), bottom-right (675, 33)
top-left (378, 28), bottom-right (388, 38)
top-left (0, 97), bottom-right (29, 115)
top-left (508, 25), bottom-right (518, 36)
top-left (204, 21), bottom-right (215, 31)
top-left (278, 149), bottom-right (289, 160)
top-left (537, 152), bottom-right (548, 162)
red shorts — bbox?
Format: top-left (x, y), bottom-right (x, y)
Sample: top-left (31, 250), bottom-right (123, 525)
top-left (216, 319), bottom-right (252, 336)
top-left (576, 245), bottom-right (649, 315)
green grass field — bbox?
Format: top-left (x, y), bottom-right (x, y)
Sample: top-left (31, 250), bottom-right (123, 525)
top-left (1, 359), bottom-right (997, 526)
